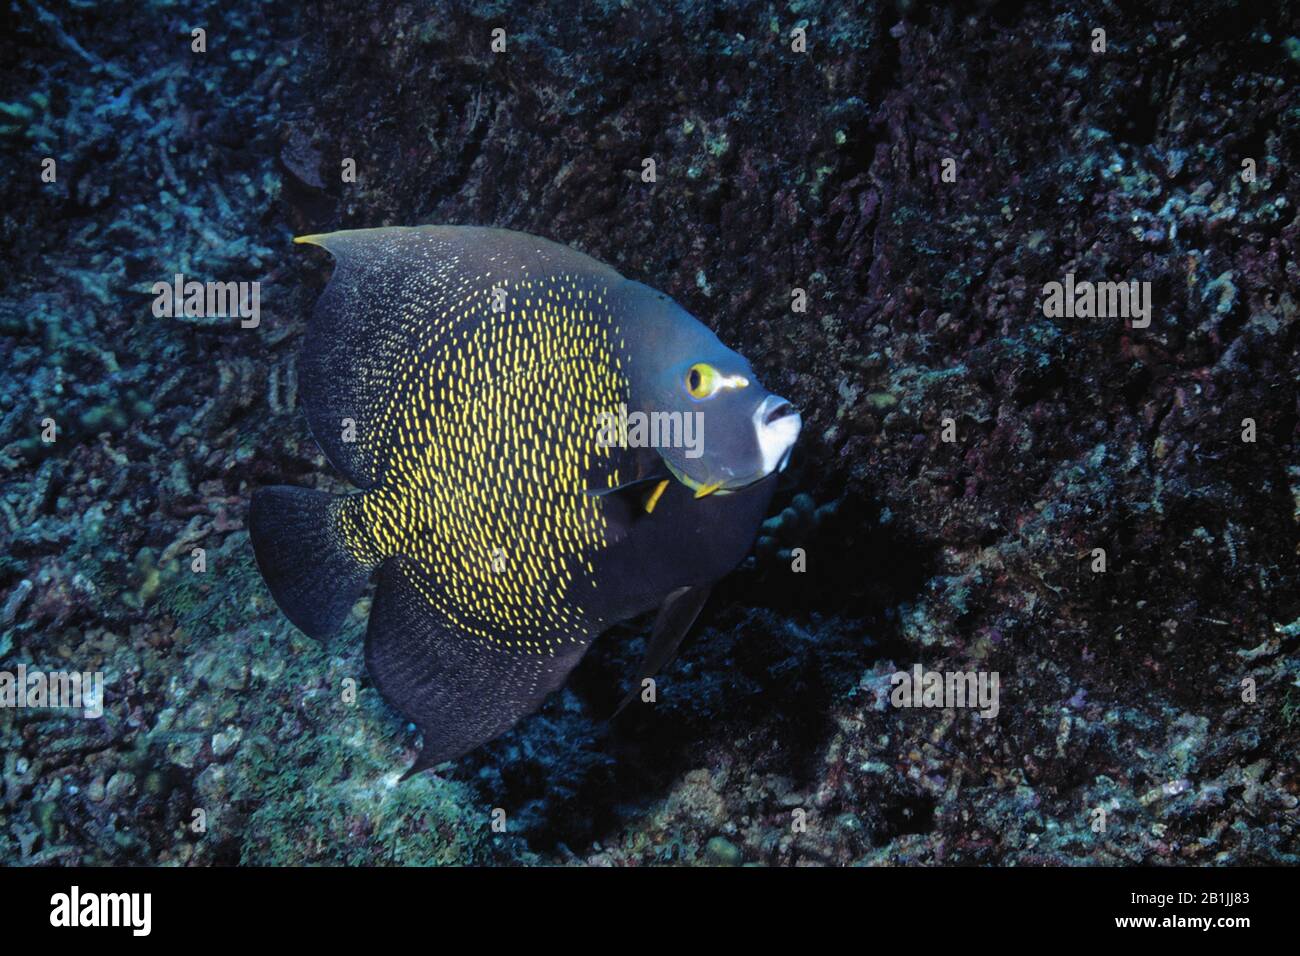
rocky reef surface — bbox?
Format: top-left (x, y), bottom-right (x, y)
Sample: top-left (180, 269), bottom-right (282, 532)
top-left (1, 0), bottom-right (1296, 865)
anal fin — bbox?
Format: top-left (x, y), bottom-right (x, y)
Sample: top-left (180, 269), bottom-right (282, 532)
top-left (365, 560), bottom-right (597, 776)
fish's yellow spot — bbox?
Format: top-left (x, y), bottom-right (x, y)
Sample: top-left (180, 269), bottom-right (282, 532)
top-left (333, 267), bottom-right (633, 654)
top-left (644, 479), bottom-right (670, 514)
top-left (693, 481), bottom-right (723, 499)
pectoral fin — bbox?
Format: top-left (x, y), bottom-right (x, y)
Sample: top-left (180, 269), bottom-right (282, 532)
top-left (583, 472), bottom-right (669, 499)
top-left (612, 585), bottom-right (712, 717)
top-left (585, 463), bottom-right (674, 544)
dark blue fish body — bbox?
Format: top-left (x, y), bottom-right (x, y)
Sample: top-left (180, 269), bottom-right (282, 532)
top-left (249, 226), bottom-right (800, 772)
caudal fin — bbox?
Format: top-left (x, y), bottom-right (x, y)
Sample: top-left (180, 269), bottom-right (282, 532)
top-left (249, 486), bottom-right (377, 638)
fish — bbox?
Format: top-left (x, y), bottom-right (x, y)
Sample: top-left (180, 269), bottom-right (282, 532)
top-left (248, 225), bottom-right (801, 774)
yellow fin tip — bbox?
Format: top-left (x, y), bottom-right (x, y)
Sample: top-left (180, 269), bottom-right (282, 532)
top-left (644, 479), bottom-right (670, 514)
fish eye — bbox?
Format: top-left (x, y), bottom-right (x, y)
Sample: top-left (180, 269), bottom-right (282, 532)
top-left (686, 362), bottom-right (718, 399)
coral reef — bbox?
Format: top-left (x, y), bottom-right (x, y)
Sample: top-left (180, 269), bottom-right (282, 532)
top-left (1, 0), bottom-right (1296, 865)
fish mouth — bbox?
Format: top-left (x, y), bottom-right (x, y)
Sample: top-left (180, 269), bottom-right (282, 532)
top-left (754, 395), bottom-right (801, 476)
top-left (658, 396), bottom-right (800, 498)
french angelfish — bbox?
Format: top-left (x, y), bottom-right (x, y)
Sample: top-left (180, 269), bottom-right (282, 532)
top-left (248, 225), bottom-right (801, 775)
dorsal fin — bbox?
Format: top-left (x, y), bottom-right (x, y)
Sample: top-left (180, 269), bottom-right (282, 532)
top-left (294, 225), bottom-right (625, 489)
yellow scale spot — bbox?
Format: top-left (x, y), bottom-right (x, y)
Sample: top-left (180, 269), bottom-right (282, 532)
top-left (345, 274), bottom-right (627, 654)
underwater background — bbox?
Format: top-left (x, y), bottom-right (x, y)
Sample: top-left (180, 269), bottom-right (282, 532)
top-left (1, 0), bottom-right (1297, 866)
